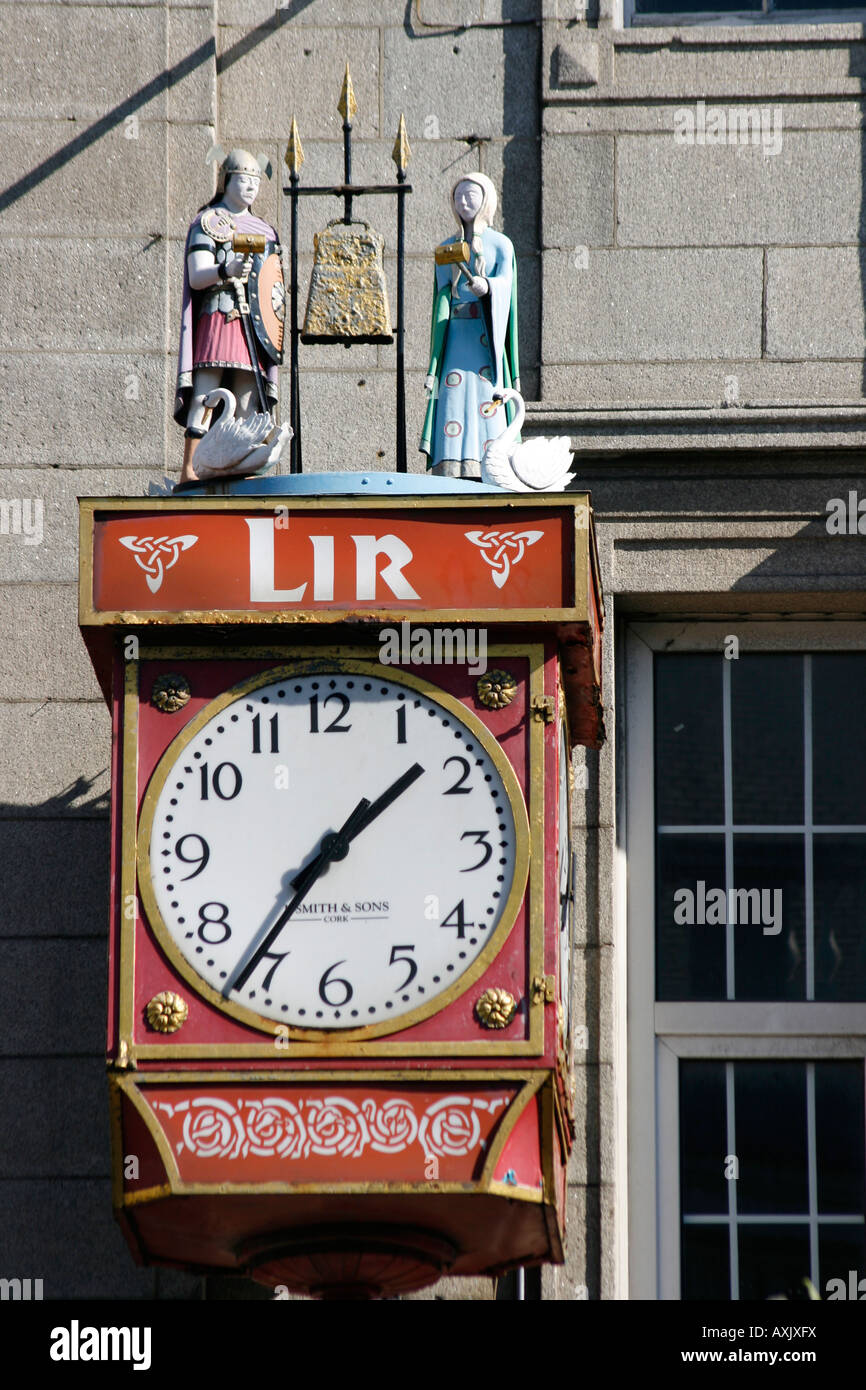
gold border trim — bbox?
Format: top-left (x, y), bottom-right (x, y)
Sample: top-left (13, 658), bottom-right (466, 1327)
top-left (110, 1069), bottom-right (553, 1207)
top-left (78, 495), bottom-right (590, 628)
top-left (135, 656), bottom-right (531, 1043)
top-left (119, 645), bottom-right (546, 1061)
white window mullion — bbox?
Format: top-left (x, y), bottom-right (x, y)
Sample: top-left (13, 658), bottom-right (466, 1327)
top-left (726, 1060), bottom-right (739, 1299)
top-left (804, 656), bottom-right (815, 1002)
top-left (723, 660), bottom-right (735, 1001)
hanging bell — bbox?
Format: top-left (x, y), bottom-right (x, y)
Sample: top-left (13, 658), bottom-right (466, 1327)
top-left (301, 218), bottom-right (393, 345)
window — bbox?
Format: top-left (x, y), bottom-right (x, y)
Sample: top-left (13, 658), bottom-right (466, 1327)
top-left (631, 0), bottom-right (866, 22)
top-left (627, 628), bottom-right (866, 1301)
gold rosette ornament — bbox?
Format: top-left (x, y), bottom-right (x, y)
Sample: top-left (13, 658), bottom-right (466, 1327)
top-left (146, 991), bottom-right (189, 1034)
top-left (476, 669), bottom-right (518, 710)
top-left (475, 987), bottom-right (517, 1030)
top-left (151, 673), bottom-right (191, 713)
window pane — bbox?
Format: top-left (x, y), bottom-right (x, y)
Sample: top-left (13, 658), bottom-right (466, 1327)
top-left (813, 836), bottom-right (866, 1001)
top-left (735, 1063), bottom-right (808, 1215)
top-left (812, 655), bottom-right (866, 824)
top-left (732, 835), bottom-right (805, 1001)
top-left (821, 1228), bottom-right (866, 1298)
top-left (731, 656), bottom-right (802, 825)
top-left (635, 0), bottom-right (759, 11)
top-left (657, 835), bottom-right (726, 1000)
top-left (681, 1226), bottom-right (730, 1299)
top-left (739, 1225), bottom-right (811, 1301)
top-left (815, 1063), bottom-right (866, 1215)
top-left (655, 655), bottom-right (723, 826)
top-left (680, 1061), bottom-right (728, 1214)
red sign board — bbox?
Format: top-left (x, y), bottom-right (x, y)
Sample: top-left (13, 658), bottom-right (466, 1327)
top-left (83, 500), bottom-right (587, 618)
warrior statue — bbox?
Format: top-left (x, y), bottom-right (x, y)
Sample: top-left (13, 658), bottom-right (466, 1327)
top-left (174, 149), bottom-right (289, 486)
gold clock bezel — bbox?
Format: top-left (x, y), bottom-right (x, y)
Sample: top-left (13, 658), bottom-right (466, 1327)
top-left (137, 658), bottom-right (531, 1041)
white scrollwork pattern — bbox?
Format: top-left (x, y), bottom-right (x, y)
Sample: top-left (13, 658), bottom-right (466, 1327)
top-left (362, 1098), bottom-right (419, 1153)
top-left (303, 1096), bottom-right (370, 1158)
top-left (418, 1096), bottom-right (482, 1157)
top-left (243, 1098), bottom-right (307, 1159)
top-left (181, 1097), bottom-right (246, 1159)
top-left (155, 1093), bottom-right (509, 1162)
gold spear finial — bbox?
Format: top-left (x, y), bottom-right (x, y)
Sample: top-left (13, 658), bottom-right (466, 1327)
top-left (337, 63), bottom-right (357, 123)
top-left (392, 113), bottom-right (411, 175)
top-left (284, 116), bottom-right (305, 176)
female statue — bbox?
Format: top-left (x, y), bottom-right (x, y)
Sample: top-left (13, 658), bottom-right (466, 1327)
top-left (420, 173), bottom-right (520, 477)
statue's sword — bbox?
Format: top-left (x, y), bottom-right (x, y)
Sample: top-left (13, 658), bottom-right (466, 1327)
top-left (228, 232), bottom-right (270, 416)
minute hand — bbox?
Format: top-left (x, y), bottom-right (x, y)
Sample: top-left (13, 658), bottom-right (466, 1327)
top-left (339, 762), bottom-right (425, 845)
top-left (230, 764), bottom-right (425, 996)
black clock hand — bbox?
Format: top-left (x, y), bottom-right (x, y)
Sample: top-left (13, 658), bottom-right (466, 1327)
top-left (230, 797), bottom-right (371, 994)
top-left (230, 766), bottom-right (424, 994)
top-left (343, 762), bottom-right (425, 841)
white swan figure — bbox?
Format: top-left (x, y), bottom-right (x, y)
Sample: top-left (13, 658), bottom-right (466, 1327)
top-left (192, 388), bottom-right (293, 481)
top-left (481, 388), bottom-right (576, 492)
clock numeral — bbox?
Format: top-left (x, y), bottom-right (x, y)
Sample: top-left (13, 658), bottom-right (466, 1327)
top-left (199, 762), bottom-right (243, 801)
top-left (197, 901), bottom-right (232, 945)
top-left (389, 943), bottom-right (417, 990)
top-left (259, 949), bottom-right (290, 993)
top-left (460, 830), bottom-right (493, 872)
top-left (318, 960), bottom-right (353, 1006)
top-left (440, 899), bottom-right (473, 939)
top-left (251, 712), bottom-right (279, 754)
top-left (309, 692), bottom-right (352, 734)
top-left (396, 704), bottom-right (407, 744)
top-left (174, 834), bottom-right (210, 881)
top-left (443, 755), bottom-right (472, 795)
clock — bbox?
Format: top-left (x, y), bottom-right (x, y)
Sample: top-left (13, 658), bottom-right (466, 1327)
top-left (137, 661), bottom-right (530, 1038)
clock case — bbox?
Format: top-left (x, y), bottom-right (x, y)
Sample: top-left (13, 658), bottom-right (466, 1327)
top-left (81, 492), bottom-right (604, 1293)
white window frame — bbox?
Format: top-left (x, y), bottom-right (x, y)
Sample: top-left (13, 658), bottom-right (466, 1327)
top-left (626, 622), bottom-right (866, 1301)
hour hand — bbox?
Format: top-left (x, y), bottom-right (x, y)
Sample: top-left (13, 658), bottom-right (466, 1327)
top-left (290, 797), bottom-right (371, 893)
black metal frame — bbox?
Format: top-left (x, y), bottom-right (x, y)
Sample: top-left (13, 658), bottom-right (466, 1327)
top-left (283, 108), bottom-right (412, 474)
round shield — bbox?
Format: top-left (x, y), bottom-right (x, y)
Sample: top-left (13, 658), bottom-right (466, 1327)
top-left (248, 249), bottom-right (285, 364)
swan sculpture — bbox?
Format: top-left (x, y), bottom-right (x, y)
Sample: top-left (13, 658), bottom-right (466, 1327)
top-left (192, 389), bottom-right (292, 481)
top-left (481, 388), bottom-right (576, 492)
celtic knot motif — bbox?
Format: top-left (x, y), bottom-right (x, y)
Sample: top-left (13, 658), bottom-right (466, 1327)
top-left (153, 1093), bottom-right (509, 1161)
top-left (118, 533), bottom-right (198, 594)
top-left (464, 528), bottom-right (544, 589)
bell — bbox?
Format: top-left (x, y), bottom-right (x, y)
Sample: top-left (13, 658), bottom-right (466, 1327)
top-left (302, 219), bottom-right (393, 345)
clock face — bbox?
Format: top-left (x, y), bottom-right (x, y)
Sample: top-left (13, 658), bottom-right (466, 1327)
top-left (138, 663), bottom-right (529, 1036)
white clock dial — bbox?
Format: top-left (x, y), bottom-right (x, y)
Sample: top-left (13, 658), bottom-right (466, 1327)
top-left (139, 664), bottom-right (529, 1034)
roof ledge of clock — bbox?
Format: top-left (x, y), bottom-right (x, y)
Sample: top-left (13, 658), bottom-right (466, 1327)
top-left (524, 401), bottom-right (866, 456)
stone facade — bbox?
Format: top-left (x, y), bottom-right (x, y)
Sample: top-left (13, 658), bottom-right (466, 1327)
top-left (2, 0), bottom-right (864, 1301)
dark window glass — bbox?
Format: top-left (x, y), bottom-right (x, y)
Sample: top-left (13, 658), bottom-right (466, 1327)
top-left (657, 835), bottom-right (726, 1000)
top-left (736, 1063), bottom-right (808, 1215)
top-left (813, 837), bottom-right (866, 1001)
top-left (813, 655), bottom-right (866, 825)
top-left (820, 1229), bottom-right (866, 1297)
top-left (680, 1061), bottom-right (728, 1214)
top-left (655, 656), bottom-right (723, 826)
top-left (681, 1226), bottom-right (730, 1300)
top-left (635, 0), bottom-right (759, 11)
top-left (815, 1064), bottom-right (866, 1215)
top-left (731, 656), bottom-right (802, 825)
top-left (635, 0), bottom-right (860, 13)
top-left (732, 835), bottom-right (804, 1001)
top-left (739, 1226), bottom-right (811, 1301)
